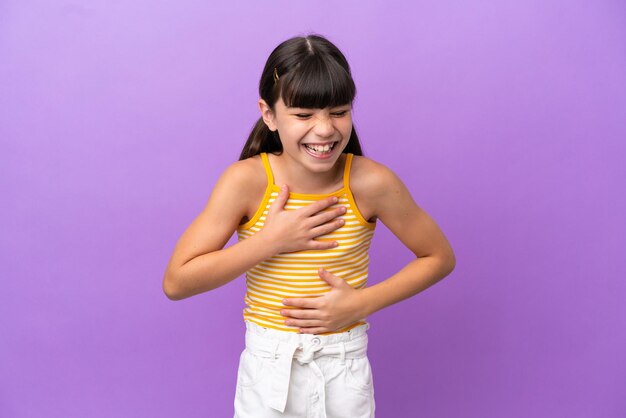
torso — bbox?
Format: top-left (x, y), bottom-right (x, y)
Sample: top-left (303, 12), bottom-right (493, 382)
top-left (238, 153), bottom-right (378, 226)
top-left (235, 151), bottom-right (377, 333)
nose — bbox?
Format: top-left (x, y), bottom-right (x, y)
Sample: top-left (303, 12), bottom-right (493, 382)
top-left (312, 114), bottom-right (335, 138)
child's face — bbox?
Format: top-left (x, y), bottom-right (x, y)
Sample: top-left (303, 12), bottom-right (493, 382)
top-left (260, 97), bottom-right (353, 169)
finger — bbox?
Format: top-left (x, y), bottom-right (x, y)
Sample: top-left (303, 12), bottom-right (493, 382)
top-left (281, 308), bottom-right (318, 319)
top-left (309, 218), bottom-right (345, 238)
top-left (268, 184), bottom-right (289, 214)
top-left (299, 196), bottom-right (339, 217)
top-left (306, 238), bottom-right (339, 250)
top-left (307, 205), bottom-right (347, 227)
top-left (318, 268), bottom-right (346, 287)
top-left (284, 319), bottom-right (324, 327)
top-left (283, 297), bottom-right (319, 309)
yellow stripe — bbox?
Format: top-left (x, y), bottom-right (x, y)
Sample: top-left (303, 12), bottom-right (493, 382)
top-left (265, 244), bottom-right (370, 261)
top-left (246, 276), bottom-right (368, 299)
top-left (259, 252), bottom-right (369, 271)
top-left (247, 272), bottom-right (368, 290)
top-left (237, 152), bottom-right (376, 330)
top-left (247, 281), bottom-right (331, 296)
top-left (247, 271), bottom-right (368, 289)
top-left (248, 264), bottom-right (370, 285)
top-left (253, 256), bottom-right (370, 276)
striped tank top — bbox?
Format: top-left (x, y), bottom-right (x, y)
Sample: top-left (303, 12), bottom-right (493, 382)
top-left (237, 152), bottom-right (377, 334)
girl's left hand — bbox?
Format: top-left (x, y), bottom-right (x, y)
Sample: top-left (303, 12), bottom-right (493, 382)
top-left (280, 268), bottom-right (368, 334)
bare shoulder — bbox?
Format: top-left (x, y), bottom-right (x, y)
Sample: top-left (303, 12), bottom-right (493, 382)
top-left (220, 155), bottom-right (268, 225)
top-left (349, 155), bottom-right (400, 195)
top-left (348, 155), bottom-right (404, 222)
top-left (221, 155), bottom-right (265, 189)
top-left (164, 155), bottom-right (267, 277)
top-left (350, 154), bottom-right (455, 263)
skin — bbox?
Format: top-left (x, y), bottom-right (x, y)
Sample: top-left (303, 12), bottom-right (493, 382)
top-left (258, 97), bottom-right (354, 194)
top-left (163, 97), bottom-right (456, 335)
top-left (259, 97), bottom-right (456, 334)
top-left (161, 98), bottom-right (350, 301)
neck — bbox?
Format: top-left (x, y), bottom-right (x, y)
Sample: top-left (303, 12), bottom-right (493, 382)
top-left (272, 153), bottom-right (346, 194)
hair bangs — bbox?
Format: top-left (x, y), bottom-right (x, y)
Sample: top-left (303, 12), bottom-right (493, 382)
top-left (280, 56), bottom-right (355, 110)
top-left (241, 34), bottom-right (364, 159)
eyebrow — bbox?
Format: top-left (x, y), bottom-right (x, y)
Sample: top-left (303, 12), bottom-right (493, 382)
top-left (287, 105), bottom-right (352, 111)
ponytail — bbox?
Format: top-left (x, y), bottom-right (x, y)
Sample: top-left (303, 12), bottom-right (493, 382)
top-left (239, 117), bottom-right (283, 160)
top-left (239, 34), bottom-right (364, 161)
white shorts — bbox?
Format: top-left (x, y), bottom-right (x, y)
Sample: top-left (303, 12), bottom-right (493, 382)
top-left (233, 321), bottom-right (375, 418)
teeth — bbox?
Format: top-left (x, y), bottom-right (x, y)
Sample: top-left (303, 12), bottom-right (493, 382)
top-left (305, 143), bottom-right (334, 153)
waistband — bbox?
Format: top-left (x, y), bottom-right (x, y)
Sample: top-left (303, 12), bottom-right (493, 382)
top-left (243, 320), bottom-right (370, 414)
top-left (245, 320), bottom-right (369, 344)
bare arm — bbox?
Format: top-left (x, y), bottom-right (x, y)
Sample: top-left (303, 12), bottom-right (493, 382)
top-left (162, 160), bottom-right (346, 300)
top-left (279, 159), bottom-right (456, 334)
top-left (162, 161), bottom-right (265, 300)
top-left (359, 162), bottom-right (456, 316)
top-left (163, 227), bottom-right (278, 301)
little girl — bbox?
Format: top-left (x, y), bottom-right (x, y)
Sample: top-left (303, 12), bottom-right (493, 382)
top-left (163, 34), bottom-right (456, 418)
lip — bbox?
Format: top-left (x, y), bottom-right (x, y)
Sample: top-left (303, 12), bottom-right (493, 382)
top-left (303, 141), bottom-right (337, 146)
top-left (302, 141), bottom-right (339, 160)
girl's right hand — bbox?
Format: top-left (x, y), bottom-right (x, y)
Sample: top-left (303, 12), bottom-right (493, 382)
top-left (261, 184), bottom-right (347, 254)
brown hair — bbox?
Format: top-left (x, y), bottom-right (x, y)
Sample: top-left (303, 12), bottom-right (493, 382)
top-left (239, 34), bottom-right (363, 160)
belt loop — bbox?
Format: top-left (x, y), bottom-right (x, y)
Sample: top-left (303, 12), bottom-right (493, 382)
top-left (272, 340), bottom-right (280, 359)
top-left (339, 342), bottom-right (346, 365)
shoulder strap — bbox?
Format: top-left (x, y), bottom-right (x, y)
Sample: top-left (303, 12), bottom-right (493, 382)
top-left (260, 152), bottom-right (275, 187)
top-left (343, 153), bottom-right (353, 190)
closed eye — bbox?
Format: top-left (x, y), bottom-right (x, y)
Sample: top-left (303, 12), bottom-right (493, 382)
top-left (294, 111), bottom-right (349, 119)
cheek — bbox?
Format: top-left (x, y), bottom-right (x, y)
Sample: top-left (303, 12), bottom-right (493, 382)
top-left (276, 128), bottom-right (304, 144)
top-left (282, 123), bottom-right (310, 138)
top-left (339, 120), bottom-right (353, 137)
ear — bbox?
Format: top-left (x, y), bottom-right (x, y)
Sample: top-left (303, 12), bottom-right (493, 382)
top-left (258, 99), bottom-right (278, 132)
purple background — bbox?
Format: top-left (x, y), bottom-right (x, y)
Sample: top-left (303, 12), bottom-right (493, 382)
top-left (1, 1), bottom-right (625, 417)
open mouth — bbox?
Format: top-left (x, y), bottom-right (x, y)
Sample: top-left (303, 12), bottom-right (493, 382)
top-left (303, 141), bottom-right (339, 157)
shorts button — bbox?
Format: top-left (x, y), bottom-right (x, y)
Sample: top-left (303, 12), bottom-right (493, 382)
top-left (311, 337), bottom-right (321, 345)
